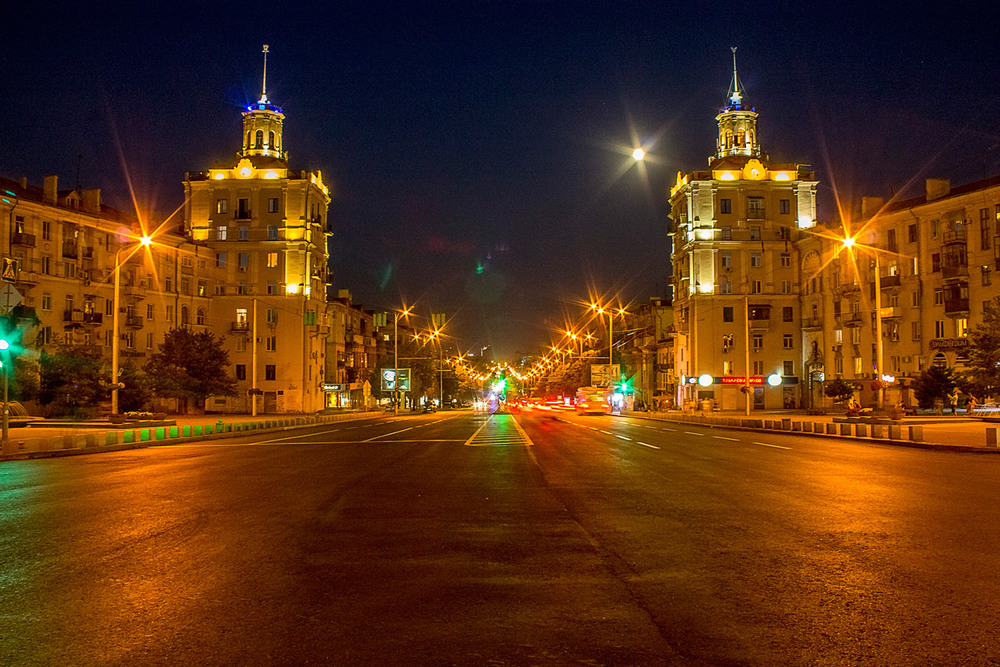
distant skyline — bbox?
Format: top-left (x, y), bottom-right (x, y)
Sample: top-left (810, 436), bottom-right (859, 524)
top-left (7, 2), bottom-right (1000, 357)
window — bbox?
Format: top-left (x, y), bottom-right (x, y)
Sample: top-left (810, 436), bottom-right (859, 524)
top-left (957, 318), bottom-right (969, 338)
top-left (198, 280), bottom-right (206, 297)
top-left (984, 265), bottom-right (992, 286)
top-left (834, 328), bottom-right (843, 344)
top-left (196, 309), bottom-right (205, 325)
top-left (720, 279), bottom-right (732, 294)
top-left (217, 225), bottom-right (228, 241)
top-left (237, 281), bottom-right (247, 295)
top-left (752, 335), bottom-right (763, 351)
top-left (266, 308), bottom-right (278, 324)
top-left (982, 208), bottom-right (991, 251)
top-left (908, 224), bottom-right (918, 243)
top-left (751, 253), bottom-right (761, 267)
top-left (854, 357), bottom-right (864, 375)
top-left (783, 361), bottom-right (794, 376)
top-left (238, 226), bottom-right (249, 241)
top-left (146, 333), bottom-right (154, 349)
top-left (753, 360), bottom-right (765, 375)
top-left (265, 365), bottom-right (276, 381)
top-left (165, 276), bottom-right (172, 292)
top-left (748, 198), bottom-right (764, 216)
top-left (722, 334), bottom-right (733, 352)
top-left (216, 199), bottom-right (228, 214)
top-left (888, 323), bottom-right (900, 342)
top-left (721, 253), bottom-right (731, 268)
top-left (146, 304), bottom-right (154, 319)
top-left (166, 305), bottom-right (174, 323)
top-left (783, 306), bottom-right (793, 322)
top-left (780, 199), bottom-right (790, 215)
top-left (180, 278), bottom-right (190, 295)
top-left (216, 282), bottom-right (226, 296)
top-left (750, 226), bottom-right (761, 240)
top-left (780, 253), bottom-right (790, 267)
top-left (236, 308), bottom-right (248, 324)
top-left (750, 280), bottom-right (761, 294)
top-left (783, 334), bottom-right (793, 349)
top-left (834, 357), bottom-right (844, 374)
top-left (237, 198), bottom-right (250, 218)
top-left (41, 294), bottom-right (51, 311)
top-left (719, 198), bottom-right (732, 214)
top-left (911, 290), bottom-right (920, 307)
top-left (851, 327), bottom-right (861, 344)
top-left (216, 252), bottom-right (227, 268)
top-left (254, 130), bottom-right (264, 148)
top-left (268, 198), bottom-right (279, 213)
top-left (778, 227), bottom-right (790, 240)
top-left (931, 219), bottom-right (940, 238)
top-left (912, 321), bottom-right (921, 341)
top-left (723, 361), bottom-right (735, 375)
top-left (934, 288), bottom-right (944, 306)
top-left (723, 306), bottom-right (734, 322)
top-left (267, 252), bottom-right (278, 268)
top-left (268, 226), bottom-right (279, 240)
top-left (886, 229), bottom-right (898, 253)
top-left (236, 365), bottom-right (246, 381)
top-left (266, 336), bottom-right (276, 352)
top-left (934, 320), bottom-right (946, 338)
top-left (238, 253), bottom-right (249, 271)
top-left (267, 281), bottom-right (278, 295)
top-left (720, 227), bottom-right (732, 240)
top-left (781, 280), bottom-right (791, 294)
top-left (41, 256), bottom-right (51, 275)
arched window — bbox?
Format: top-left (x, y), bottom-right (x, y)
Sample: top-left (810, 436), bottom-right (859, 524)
top-left (181, 306), bottom-right (189, 327)
top-left (725, 130), bottom-right (733, 149)
top-left (933, 353), bottom-right (947, 369)
top-left (268, 131), bottom-right (275, 149)
top-left (749, 130), bottom-right (755, 147)
top-left (246, 131), bottom-right (251, 150)
top-left (737, 129), bottom-right (746, 147)
top-left (255, 130), bottom-right (264, 149)
top-left (196, 308), bottom-right (205, 326)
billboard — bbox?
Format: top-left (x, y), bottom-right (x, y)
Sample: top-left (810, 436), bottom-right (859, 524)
top-left (381, 368), bottom-right (411, 392)
top-left (590, 364), bottom-right (620, 388)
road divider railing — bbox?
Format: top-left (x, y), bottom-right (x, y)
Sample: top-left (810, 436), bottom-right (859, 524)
top-left (0, 411), bottom-right (383, 460)
top-left (620, 411), bottom-right (998, 451)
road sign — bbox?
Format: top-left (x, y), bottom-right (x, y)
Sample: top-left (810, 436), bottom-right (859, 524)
top-left (1, 258), bottom-right (18, 283)
top-left (381, 368), bottom-right (411, 391)
top-left (0, 283), bottom-right (22, 316)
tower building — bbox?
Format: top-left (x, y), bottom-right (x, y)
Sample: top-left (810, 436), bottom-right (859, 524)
top-left (669, 50), bottom-right (818, 410)
top-left (183, 46), bottom-right (332, 413)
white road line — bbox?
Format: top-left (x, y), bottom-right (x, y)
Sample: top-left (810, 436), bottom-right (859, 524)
top-left (600, 430), bottom-right (613, 435)
top-left (615, 435), bottom-right (632, 441)
top-left (661, 428), bottom-right (677, 432)
top-left (713, 436), bottom-right (739, 441)
top-left (636, 441), bottom-right (660, 450)
top-left (752, 442), bottom-right (791, 450)
top-left (364, 426), bottom-right (415, 442)
top-left (683, 431), bottom-right (704, 437)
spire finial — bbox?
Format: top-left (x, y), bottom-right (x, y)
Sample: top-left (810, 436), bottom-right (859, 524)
top-left (729, 46), bottom-right (742, 106)
top-left (260, 44), bottom-right (270, 103)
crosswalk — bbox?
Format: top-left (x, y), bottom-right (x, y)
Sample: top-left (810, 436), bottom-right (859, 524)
top-left (463, 413), bottom-right (534, 447)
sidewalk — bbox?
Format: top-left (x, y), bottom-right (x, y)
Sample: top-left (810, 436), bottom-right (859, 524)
top-left (628, 409), bottom-right (999, 450)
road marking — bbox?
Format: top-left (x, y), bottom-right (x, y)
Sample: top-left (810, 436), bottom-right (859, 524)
top-left (464, 413), bottom-right (535, 447)
top-left (752, 441), bottom-right (791, 450)
top-left (364, 426), bottom-right (415, 442)
top-left (661, 428), bottom-right (677, 432)
top-left (636, 441), bottom-right (660, 449)
top-left (683, 431), bottom-right (704, 437)
top-left (615, 435), bottom-right (632, 441)
top-left (713, 436), bottom-right (739, 441)
top-left (600, 430), bottom-right (613, 435)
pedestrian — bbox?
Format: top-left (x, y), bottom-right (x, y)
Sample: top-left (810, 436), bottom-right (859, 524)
top-left (967, 393), bottom-right (977, 416)
top-left (948, 389), bottom-right (960, 415)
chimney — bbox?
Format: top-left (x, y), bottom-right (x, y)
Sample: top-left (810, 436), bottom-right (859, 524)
top-left (861, 196), bottom-right (884, 219)
top-left (43, 175), bottom-right (58, 203)
top-left (82, 188), bottom-right (101, 212)
top-left (926, 178), bottom-right (950, 201)
top-left (337, 289), bottom-right (352, 301)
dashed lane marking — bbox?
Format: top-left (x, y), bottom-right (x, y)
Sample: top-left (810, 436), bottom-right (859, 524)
top-left (636, 441), bottom-right (660, 450)
top-left (713, 436), bottom-right (740, 441)
top-left (752, 442), bottom-right (791, 450)
top-left (683, 432), bottom-right (704, 437)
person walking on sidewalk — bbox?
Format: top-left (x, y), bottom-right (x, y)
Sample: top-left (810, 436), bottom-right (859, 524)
top-left (967, 393), bottom-right (978, 416)
top-left (948, 389), bottom-right (960, 415)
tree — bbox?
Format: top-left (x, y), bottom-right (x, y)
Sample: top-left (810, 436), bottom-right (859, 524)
top-left (144, 328), bottom-right (237, 413)
top-left (38, 343), bottom-right (104, 418)
top-left (966, 297), bottom-right (1000, 396)
top-left (824, 377), bottom-right (855, 403)
top-left (117, 361), bottom-right (155, 413)
top-left (911, 365), bottom-right (959, 410)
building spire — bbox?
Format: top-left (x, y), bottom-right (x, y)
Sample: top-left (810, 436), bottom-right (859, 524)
top-left (260, 44), bottom-right (270, 103)
top-left (728, 46), bottom-right (743, 107)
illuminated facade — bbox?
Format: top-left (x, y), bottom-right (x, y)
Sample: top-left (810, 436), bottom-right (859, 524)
top-left (182, 50), bottom-right (332, 413)
top-left (669, 57), bottom-right (818, 410)
top-left (799, 177), bottom-right (1000, 408)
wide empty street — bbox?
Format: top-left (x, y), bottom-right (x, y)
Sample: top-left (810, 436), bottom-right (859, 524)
top-left (3, 410), bottom-right (1000, 665)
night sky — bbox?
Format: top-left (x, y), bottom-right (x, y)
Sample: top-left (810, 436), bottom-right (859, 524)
top-left (6, 2), bottom-right (1000, 358)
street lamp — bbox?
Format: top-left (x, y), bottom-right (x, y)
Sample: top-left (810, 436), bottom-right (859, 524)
top-left (393, 306), bottom-right (411, 416)
top-left (111, 234), bottom-right (152, 416)
top-left (843, 235), bottom-right (885, 411)
top-left (590, 302), bottom-right (627, 368)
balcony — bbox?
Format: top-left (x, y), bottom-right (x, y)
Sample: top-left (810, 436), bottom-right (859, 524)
top-left (879, 274), bottom-right (901, 288)
top-left (944, 298), bottom-right (970, 316)
top-left (942, 263), bottom-right (969, 280)
top-left (836, 283), bottom-right (861, 297)
top-left (802, 317), bottom-right (823, 331)
top-left (232, 321), bottom-right (250, 333)
top-left (12, 232), bottom-right (35, 247)
top-left (844, 313), bottom-right (864, 328)
top-left (83, 312), bottom-right (103, 325)
top-left (124, 315), bottom-right (144, 329)
top-left (61, 243), bottom-right (78, 259)
top-left (878, 306), bottom-right (902, 320)
top-left (63, 309), bottom-right (85, 323)
top-left (81, 246), bottom-right (94, 260)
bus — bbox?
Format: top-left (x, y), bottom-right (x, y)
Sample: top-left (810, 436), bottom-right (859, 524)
top-left (575, 387), bottom-right (611, 415)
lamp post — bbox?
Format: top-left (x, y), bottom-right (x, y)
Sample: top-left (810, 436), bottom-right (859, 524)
top-left (111, 235), bottom-right (152, 416)
top-left (393, 307), bottom-right (411, 416)
top-left (590, 302), bottom-right (627, 384)
top-left (430, 329), bottom-right (444, 407)
top-left (843, 236), bottom-right (885, 411)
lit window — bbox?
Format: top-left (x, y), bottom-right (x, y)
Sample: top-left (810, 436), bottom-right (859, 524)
top-left (267, 252), bottom-right (278, 268)
top-left (217, 225), bottom-right (227, 241)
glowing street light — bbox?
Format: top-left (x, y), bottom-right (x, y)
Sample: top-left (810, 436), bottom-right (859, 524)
top-left (842, 234), bottom-right (886, 411)
top-left (111, 234), bottom-right (153, 416)
top-left (393, 306), bottom-right (412, 416)
top-left (632, 147), bottom-right (645, 161)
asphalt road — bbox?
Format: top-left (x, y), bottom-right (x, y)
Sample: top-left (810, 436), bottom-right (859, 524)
top-left (3, 409), bottom-right (1000, 665)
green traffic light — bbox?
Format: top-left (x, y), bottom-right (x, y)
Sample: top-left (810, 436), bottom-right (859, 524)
top-left (0, 339), bottom-right (9, 351)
